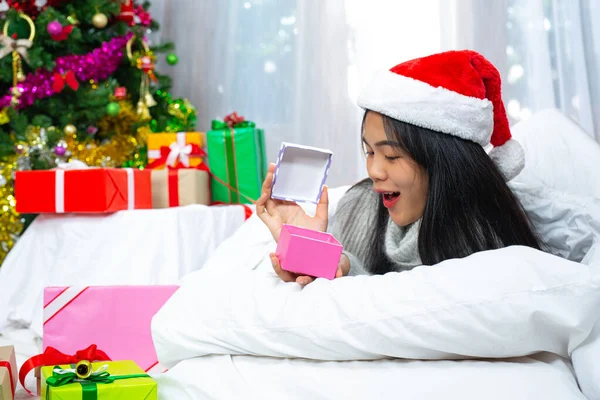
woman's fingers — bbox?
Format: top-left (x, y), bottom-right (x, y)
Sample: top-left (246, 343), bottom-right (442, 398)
top-left (257, 163), bottom-right (277, 215)
top-left (296, 276), bottom-right (314, 286)
top-left (315, 185), bottom-right (329, 224)
top-left (270, 253), bottom-right (297, 282)
top-left (270, 254), bottom-right (316, 286)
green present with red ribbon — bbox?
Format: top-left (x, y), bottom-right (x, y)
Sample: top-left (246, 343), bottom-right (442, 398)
top-left (206, 112), bottom-right (267, 204)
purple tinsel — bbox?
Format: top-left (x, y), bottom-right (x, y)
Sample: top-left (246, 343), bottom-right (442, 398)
top-left (1, 33), bottom-right (134, 109)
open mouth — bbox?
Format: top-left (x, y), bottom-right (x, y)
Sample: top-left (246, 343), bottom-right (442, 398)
top-left (381, 191), bottom-right (401, 209)
top-left (383, 192), bottom-right (400, 200)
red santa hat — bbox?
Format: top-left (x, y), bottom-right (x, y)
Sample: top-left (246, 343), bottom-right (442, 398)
top-left (357, 50), bottom-right (524, 181)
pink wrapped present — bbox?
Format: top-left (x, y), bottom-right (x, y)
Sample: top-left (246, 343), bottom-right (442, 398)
top-left (43, 286), bottom-right (178, 374)
top-left (276, 224), bottom-right (343, 280)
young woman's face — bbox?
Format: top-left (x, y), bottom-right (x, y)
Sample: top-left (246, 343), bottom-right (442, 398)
top-left (362, 112), bottom-right (429, 227)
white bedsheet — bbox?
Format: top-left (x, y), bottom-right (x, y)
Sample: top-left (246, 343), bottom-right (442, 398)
top-left (0, 204), bottom-right (251, 337)
top-left (156, 353), bottom-right (586, 400)
top-left (0, 328), bottom-right (587, 400)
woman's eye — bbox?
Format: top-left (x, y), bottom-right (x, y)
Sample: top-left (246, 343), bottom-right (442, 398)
top-left (385, 156), bottom-right (400, 161)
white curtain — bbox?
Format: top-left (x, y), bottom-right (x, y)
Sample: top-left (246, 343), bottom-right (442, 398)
top-left (501, 0), bottom-right (600, 141)
top-left (150, 0), bottom-right (600, 186)
top-left (149, 0), bottom-right (443, 186)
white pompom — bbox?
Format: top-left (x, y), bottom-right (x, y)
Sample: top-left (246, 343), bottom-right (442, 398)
top-left (488, 138), bottom-right (526, 181)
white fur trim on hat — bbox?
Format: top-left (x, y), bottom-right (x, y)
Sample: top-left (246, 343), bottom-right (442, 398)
top-left (357, 70), bottom-right (494, 146)
top-left (488, 138), bottom-right (525, 181)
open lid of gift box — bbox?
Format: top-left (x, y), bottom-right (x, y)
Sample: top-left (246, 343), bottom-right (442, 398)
top-left (271, 142), bottom-right (333, 203)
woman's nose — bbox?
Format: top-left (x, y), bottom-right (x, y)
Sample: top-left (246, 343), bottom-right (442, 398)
top-left (368, 159), bottom-right (386, 182)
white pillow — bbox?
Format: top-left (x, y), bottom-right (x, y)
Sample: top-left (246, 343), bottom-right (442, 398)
top-left (152, 246), bottom-right (600, 367)
top-left (509, 181), bottom-right (600, 265)
top-left (511, 108), bottom-right (600, 199)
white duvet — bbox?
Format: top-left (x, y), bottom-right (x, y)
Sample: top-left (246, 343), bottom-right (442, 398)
top-left (152, 109), bottom-right (600, 400)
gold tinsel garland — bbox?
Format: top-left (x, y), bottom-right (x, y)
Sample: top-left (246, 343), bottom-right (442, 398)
top-left (0, 156), bottom-right (23, 265)
top-left (69, 101), bottom-right (144, 167)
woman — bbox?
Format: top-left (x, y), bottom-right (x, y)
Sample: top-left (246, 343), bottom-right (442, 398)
top-left (257, 50), bottom-right (542, 285)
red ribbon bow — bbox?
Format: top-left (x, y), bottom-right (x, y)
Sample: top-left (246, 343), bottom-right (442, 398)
top-left (19, 345), bottom-right (111, 395)
top-left (224, 112), bottom-right (245, 128)
top-left (52, 71), bottom-right (79, 93)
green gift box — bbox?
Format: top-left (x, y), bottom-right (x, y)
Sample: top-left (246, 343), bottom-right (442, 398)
top-left (41, 360), bottom-right (157, 400)
top-left (207, 115), bottom-right (267, 204)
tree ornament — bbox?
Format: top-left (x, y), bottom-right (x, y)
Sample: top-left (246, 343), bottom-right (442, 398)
top-left (114, 87), bottom-right (127, 100)
top-left (166, 53), bottom-right (178, 65)
top-left (106, 102), bottom-right (120, 116)
top-left (54, 143), bottom-right (66, 156)
top-left (52, 71), bottom-right (79, 92)
top-left (6, 0), bottom-right (38, 17)
top-left (92, 13), bottom-right (108, 29)
top-left (67, 14), bottom-right (80, 26)
top-left (118, 0), bottom-right (135, 25)
top-left (127, 36), bottom-right (158, 121)
top-left (64, 124), bottom-right (77, 136)
top-left (1, 12), bottom-right (36, 106)
top-left (50, 25), bottom-right (73, 41)
top-left (47, 20), bottom-right (62, 36)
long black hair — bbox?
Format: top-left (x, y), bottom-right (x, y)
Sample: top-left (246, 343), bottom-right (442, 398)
top-left (344, 111), bottom-right (542, 274)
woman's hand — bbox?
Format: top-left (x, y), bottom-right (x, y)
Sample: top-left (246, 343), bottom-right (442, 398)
top-left (256, 163), bottom-right (329, 242)
top-left (269, 253), bottom-right (350, 286)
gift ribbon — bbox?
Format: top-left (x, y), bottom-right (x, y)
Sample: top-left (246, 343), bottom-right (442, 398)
top-left (168, 169), bottom-right (179, 207)
top-left (211, 118), bottom-right (255, 130)
top-left (45, 364), bottom-right (149, 400)
top-left (126, 168), bottom-right (135, 210)
top-left (163, 161), bottom-right (211, 208)
top-left (19, 345), bottom-right (111, 396)
top-left (0, 361), bottom-right (15, 397)
top-left (147, 132), bottom-right (206, 169)
top-left (0, 34), bottom-right (31, 63)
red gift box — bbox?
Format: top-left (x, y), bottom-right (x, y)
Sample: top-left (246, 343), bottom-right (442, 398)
top-left (15, 167), bottom-right (152, 213)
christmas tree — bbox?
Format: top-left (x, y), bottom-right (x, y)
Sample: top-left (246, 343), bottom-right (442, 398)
top-left (0, 0), bottom-right (196, 264)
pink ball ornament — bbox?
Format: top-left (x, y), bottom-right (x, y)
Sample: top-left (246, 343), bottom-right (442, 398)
top-left (47, 21), bottom-right (63, 36)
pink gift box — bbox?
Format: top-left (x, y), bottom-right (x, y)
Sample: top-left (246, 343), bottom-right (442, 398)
top-left (276, 224), bottom-right (343, 280)
top-left (43, 285), bottom-right (178, 374)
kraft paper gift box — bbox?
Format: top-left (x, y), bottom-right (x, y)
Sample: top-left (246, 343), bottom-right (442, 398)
top-left (147, 132), bottom-right (204, 169)
top-left (0, 345), bottom-right (16, 400)
top-left (271, 142), bottom-right (342, 279)
top-left (41, 360), bottom-right (157, 400)
top-left (15, 167), bottom-right (152, 214)
top-left (151, 168), bottom-right (211, 208)
top-left (206, 117), bottom-right (267, 204)
top-left (43, 286), bottom-right (179, 375)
